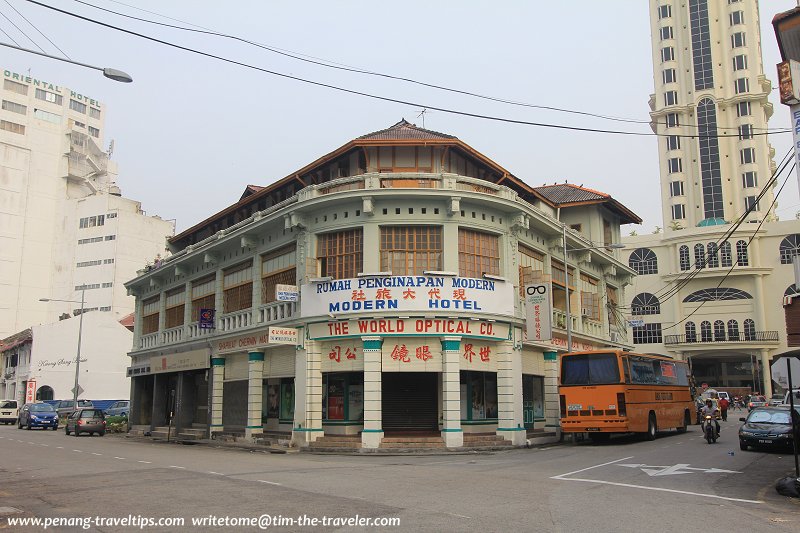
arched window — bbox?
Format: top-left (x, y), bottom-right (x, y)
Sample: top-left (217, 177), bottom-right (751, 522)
top-left (706, 242), bottom-right (719, 267)
top-left (685, 321), bottom-right (697, 342)
top-left (683, 288), bottom-right (752, 302)
top-left (779, 235), bottom-right (800, 264)
top-left (628, 248), bottom-right (658, 275)
top-left (713, 320), bottom-right (726, 341)
top-left (36, 385), bottom-right (54, 401)
top-left (679, 245), bottom-right (690, 271)
top-left (720, 241), bottom-right (732, 267)
top-left (743, 319), bottom-right (755, 341)
top-left (694, 243), bottom-right (706, 268)
top-left (727, 320), bottom-right (740, 341)
top-left (700, 321), bottom-right (712, 342)
top-left (631, 293), bottom-right (661, 315)
top-left (785, 285), bottom-right (800, 297)
top-left (736, 240), bottom-right (749, 266)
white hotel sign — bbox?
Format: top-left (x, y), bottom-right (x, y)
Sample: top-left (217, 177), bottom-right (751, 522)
top-left (300, 276), bottom-right (514, 318)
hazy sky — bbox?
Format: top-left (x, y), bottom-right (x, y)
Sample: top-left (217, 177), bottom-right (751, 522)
top-left (2, 0), bottom-right (799, 233)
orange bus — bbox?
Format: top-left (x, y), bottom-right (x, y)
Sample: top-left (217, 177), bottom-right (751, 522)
top-left (559, 350), bottom-right (694, 441)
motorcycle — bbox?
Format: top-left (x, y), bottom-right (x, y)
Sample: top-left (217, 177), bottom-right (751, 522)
top-left (702, 414), bottom-right (719, 444)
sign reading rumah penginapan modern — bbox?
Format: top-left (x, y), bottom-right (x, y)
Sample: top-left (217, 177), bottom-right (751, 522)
top-left (300, 275), bottom-right (515, 318)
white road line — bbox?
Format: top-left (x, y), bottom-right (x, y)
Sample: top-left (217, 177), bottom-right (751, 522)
top-left (208, 471), bottom-right (224, 475)
top-left (258, 480), bottom-right (281, 486)
top-left (27, 441), bottom-right (35, 445)
top-left (72, 450), bottom-right (82, 453)
top-left (551, 456), bottom-right (634, 479)
top-left (39, 444), bottom-right (48, 447)
top-left (56, 446), bottom-right (63, 449)
top-left (169, 465), bottom-right (185, 469)
top-left (113, 457), bottom-right (126, 460)
top-left (445, 512), bottom-right (471, 519)
top-left (91, 453), bottom-right (102, 456)
top-left (137, 460), bottom-right (152, 464)
top-left (555, 477), bottom-right (762, 504)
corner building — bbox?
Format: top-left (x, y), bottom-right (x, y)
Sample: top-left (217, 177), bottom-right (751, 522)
top-left (125, 121), bottom-right (639, 449)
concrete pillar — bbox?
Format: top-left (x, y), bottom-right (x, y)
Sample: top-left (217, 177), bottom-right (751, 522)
top-left (497, 339), bottom-right (526, 445)
top-left (440, 336), bottom-right (463, 447)
top-left (214, 269), bottom-right (224, 322)
top-left (157, 292), bottom-right (166, 338)
top-left (210, 357), bottom-right (225, 434)
top-left (252, 260), bottom-right (262, 324)
top-left (246, 351), bottom-right (265, 438)
top-left (183, 281), bottom-right (192, 336)
top-left (361, 336), bottom-right (383, 449)
top-left (133, 297), bottom-right (144, 349)
top-left (292, 340), bottom-right (323, 447)
top-left (760, 349), bottom-right (773, 398)
top-left (543, 350), bottom-right (560, 437)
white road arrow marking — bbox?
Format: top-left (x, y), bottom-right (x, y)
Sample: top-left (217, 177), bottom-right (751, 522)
top-left (617, 463), bottom-right (741, 476)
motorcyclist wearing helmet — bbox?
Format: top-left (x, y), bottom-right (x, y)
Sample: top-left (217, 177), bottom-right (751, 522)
top-left (699, 399), bottom-right (720, 437)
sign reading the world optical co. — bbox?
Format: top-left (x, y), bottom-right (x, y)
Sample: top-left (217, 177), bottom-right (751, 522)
top-left (525, 283), bottom-right (552, 342)
top-left (300, 276), bottom-right (514, 318)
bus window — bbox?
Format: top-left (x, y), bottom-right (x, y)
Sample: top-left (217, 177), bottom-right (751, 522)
top-left (621, 356), bottom-right (631, 384)
top-left (561, 353), bottom-right (620, 385)
top-left (630, 356), bottom-right (657, 384)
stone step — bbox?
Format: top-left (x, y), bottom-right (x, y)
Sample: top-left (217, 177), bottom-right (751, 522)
top-left (381, 436), bottom-right (443, 443)
top-left (379, 441), bottom-right (446, 448)
top-left (177, 432), bottom-right (200, 440)
top-left (309, 440), bottom-right (361, 449)
top-left (313, 435), bottom-right (360, 442)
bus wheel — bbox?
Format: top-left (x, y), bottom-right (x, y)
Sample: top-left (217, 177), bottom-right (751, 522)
top-left (646, 413), bottom-right (657, 440)
top-left (588, 433), bottom-right (610, 444)
top-left (676, 411), bottom-right (690, 434)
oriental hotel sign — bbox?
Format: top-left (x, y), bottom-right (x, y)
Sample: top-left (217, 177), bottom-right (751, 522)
top-left (300, 275), bottom-right (515, 318)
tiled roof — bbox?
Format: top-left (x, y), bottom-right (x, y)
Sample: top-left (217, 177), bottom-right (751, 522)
top-left (533, 183), bottom-right (609, 204)
top-left (0, 328), bottom-right (32, 352)
top-left (357, 119), bottom-right (457, 141)
top-left (239, 185), bottom-right (265, 201)
top-left (119, 313), bottom-right (135, 330)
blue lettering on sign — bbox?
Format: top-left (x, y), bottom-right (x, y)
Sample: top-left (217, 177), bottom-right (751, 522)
top-left (428, 299), bottom-right (482, 310)
top-left (329, 300), bottom-right (399, 312)
top-left (450, 278), bottom-right (495, 291)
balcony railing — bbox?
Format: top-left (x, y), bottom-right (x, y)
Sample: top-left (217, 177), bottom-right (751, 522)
top-left (664, 330), bottom-right (779, 345)
top-left (218, 309), bottom-right (254, 332)
top-left (259, 301), bottom-right (296, 323)
top-left (161, 325), bottom-right (184, 345)
top-left (139, 332), bottom-right (159, 349)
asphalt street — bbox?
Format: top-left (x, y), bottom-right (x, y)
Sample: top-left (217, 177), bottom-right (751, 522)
top-left (0, 415), bottom-right (798, 532)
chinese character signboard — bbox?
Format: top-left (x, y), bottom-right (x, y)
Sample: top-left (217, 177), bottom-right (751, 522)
top-left (321, 343), bottom-right (363, 372)
top-left (199, 308), bottom-right (215, 329)
top-left (525, 283), bottom-right (552, 342)
top-left (300, 276), bottom-right (514, 318)
top-left (150, 350), bottom-right (209, 374)
top-left (268, 326), bottom-right (298, 345)
top-left (26, 379), bottom-right (36, 403)
top-left (276, 284), bottom-right (298, 302)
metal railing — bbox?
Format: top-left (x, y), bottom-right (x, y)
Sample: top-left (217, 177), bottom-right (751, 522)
top-left (664, 330), bottom-right (779, 345)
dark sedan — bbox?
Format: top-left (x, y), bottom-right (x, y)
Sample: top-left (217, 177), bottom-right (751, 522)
top-left (65, 408), bottom-right (106, 437)
top-left (739, 407), bottom-right (800, 451)
top-left (17, 402), bottom-right (59, 430)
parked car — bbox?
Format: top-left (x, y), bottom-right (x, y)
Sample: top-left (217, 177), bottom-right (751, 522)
top-left (64, 408), bottom-right (106, 437)
top-left (0, 399), bottom-right (19, 424)
top-left (769, 393), bottom-right (785, 406)
top-left (17, 402), bottom-right (59, 430)
top-left (53, 399), bottom-right (94, 418)
top-left (717, 391), bottom-right (730, 403)
top-left (739, 406), bottom-right (800, 451)
top-left (104, 400), bottom-right (129, 417)
top-left (781, 389), bottom-right (800, 407)
top-left (747, 395), bottom-right (768, 411)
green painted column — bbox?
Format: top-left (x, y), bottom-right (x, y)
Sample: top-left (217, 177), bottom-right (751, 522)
top-left (543, 350), bottom-right (560, 434)
top-left (440, 336), bottom-right (463, 447)
top-left (210, 357), bottom-right (225, 431)
top-left (245, 351), bottom-right (264, 438)
top-left (361, 336), bottom-right (383, 449)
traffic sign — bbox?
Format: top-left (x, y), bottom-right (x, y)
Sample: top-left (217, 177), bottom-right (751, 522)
top-left (771, 357), bottom-right (800, 388)
top-left (71, 384), bottom-right (84, 397)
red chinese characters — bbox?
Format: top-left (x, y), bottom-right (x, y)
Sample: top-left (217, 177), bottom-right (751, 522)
top-left (463, 343), bottom-right (475, 363)
top-left (391, 344), bottom-right (410, 362)
top-left (415, 346), bottom-right (432, 362)
top-left (328, 345), bottom-right (358, 363)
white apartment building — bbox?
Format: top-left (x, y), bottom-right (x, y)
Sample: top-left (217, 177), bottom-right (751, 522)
top-left (622, 0), bottom-right (800, 397)
top-left (0, 67), bottom-right (175, 338)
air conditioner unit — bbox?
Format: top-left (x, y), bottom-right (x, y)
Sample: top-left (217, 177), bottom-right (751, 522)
top-left (610, 332), bottom-right (621, 343)
top-left (580, 308), bottom-right (591, 317)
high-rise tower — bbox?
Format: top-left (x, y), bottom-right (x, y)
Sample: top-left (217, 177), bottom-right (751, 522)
top-left (649, 0), bottom-right (776, 229)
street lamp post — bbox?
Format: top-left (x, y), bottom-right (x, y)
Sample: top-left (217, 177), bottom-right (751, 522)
top-left (39, 288), bottom-right (86, 405)
top-left (561, 224), bottom-right (625, 352)
top-left (0, 42), bottom-right (133, 83)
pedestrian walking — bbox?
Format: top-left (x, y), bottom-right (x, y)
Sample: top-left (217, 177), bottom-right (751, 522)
top-left (718, 397), bottom-right (729, 421)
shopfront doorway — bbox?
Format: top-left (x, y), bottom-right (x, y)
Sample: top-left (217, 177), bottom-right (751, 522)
top-left (381, 372), bottom-right (438, 433)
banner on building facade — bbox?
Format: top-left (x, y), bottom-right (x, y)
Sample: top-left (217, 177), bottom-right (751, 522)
top-left (151, 350), bottom-right (209, 374)
top-left (525, 283), bottom-right (552, 342)
top-left (26, 379), bottom-right (36, 403)
top-left (308, 318), bottom-right (510, 341)
top-left (268, 326), bottom-right (298, 345)
top-left (199, 308), bottom-right (215, 329)
top-left (300, 275), bottom-right (514, 318)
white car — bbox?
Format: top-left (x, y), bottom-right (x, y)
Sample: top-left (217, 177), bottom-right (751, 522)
top-left (0, 399), bottom-right (19, 424)
top-left (781, 389), bottom-right (800, 406)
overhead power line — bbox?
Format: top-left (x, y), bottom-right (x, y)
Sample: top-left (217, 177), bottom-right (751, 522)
top-left (0, 5), bottom-right (45, 53)
top-left (5, 0), bottom-right (69, 59)
top-left (24, 0), bottom-right (789, 140)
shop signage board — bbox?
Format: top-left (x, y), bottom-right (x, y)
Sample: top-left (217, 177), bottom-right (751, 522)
top-left (150, 350), bottom-right (209, 374)
top-left (300, 275), bottom-right (515, 318)
top-left (307, 318), bottom-right (510, 341)
top-left (525, 283), bottom-right (552, 342)
top-left (268, 326), bottom-right (298, 345)
top-left (26, 380), bottom-right (36, 403)
top-left (276, 284), bottom-right (298, 302)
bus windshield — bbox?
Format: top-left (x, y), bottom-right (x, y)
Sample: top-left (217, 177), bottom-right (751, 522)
top-left (561, 353), bottom-right (620, 385)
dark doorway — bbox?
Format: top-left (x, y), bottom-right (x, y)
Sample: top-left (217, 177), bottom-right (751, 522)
top-left (382, 372), bottom-right (438, 432)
